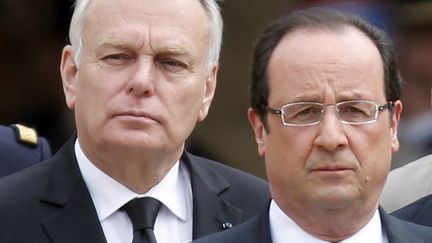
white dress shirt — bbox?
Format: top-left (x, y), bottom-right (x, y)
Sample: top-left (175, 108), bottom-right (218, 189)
top-left (75, 139), bottom-right (193, 243)
top-left (269, 200), bottom-right (388, 243)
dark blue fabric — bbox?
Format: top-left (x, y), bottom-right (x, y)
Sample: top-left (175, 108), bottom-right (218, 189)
top-left (392, 194), bottom-right (432, 227)
top-left (193, 206), bottom-right (432, 243)
top-left (0, 136), bottom-right (270, 243)
top-left (0, 125), bottom-right (52, 177)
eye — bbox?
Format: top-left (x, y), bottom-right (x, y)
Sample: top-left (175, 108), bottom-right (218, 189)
top-left (157, 57), bottom-right (189, 72)
top-left (340, 106), bottom-right (362, 113)
top-left (163, 59), bottom-right (184, 67)
top-left (284, 103), bottom-right (322, 122)
top-left (293, 106), bottom-right (321, 117)
top-left (339, 103), bottom-right (373, 117)
top-left (101, 53), bottom-right (133, 65)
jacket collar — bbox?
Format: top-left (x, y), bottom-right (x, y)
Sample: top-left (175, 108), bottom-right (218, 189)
top-left (38, 138), bottom-right (246, 242)
top-left (380, 207), bottom-right (426, 243)
top-left (39, 136), bottom-right (107, 243)
top-left (181, 152), bottom-right (244, 239)
top-left (258, 206), bottom-right (427, 243)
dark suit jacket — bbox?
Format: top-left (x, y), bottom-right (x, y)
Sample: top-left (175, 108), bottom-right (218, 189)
top-left (0, 136), bottom-right (270, 243)
top-left (392, 194), bottom-right (432, 227)
top-left (0, 124), bottom-right (52, 177)
top-left (193, 206), bottom-right (432, 243)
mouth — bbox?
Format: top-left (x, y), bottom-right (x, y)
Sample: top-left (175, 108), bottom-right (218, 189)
top-left (311, 165), bottom-right (354, 174)
top-left (113, 111), bottom-right (160, 123)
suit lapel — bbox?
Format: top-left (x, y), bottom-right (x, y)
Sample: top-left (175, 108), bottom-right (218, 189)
top-left (380, 207), bottom-right (425, 243)
top-left (39, 137), bottom-right (107, 243)
top-left (241, 208), bottom-right (273, 243)
top-left (182, 152), bottom-right (244, 239)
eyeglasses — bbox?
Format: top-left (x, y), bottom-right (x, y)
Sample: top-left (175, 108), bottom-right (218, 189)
top-left (263, 100), bottom-right (393, 126)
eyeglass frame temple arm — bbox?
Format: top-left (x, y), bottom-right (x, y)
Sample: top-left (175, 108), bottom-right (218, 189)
top-left (262, 105), bottom-right (281, 114)
top-left (378, 101), bottom-right (394, 112)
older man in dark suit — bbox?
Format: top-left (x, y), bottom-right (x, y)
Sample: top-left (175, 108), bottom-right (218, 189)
top-left (0, 124), bottom-right (51, 177)
top-left (0, 0), bottom-right (270, 243)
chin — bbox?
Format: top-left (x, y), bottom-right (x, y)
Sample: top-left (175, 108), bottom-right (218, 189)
top-left (312, 198), bottom-right (353, 210)
top-left (310, 188), bottom-right (358, 210)
top-left (97, 128), bottom-right (156, 145)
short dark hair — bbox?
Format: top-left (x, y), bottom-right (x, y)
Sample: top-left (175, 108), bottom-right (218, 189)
top-left (250, 7), bottom-right (402, 128)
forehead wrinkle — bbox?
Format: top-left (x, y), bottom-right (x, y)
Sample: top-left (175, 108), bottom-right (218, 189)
top-left (335, 90), bottom-right (369, 102)
top-left (142, 22), bottom-right (195, 58)
top-left (279, 76), bottom-right (371, 104)
top-left (99, 37), bottom-right (129, 49)
top-left (96, 25), bottom-right (148, 50)
top-left (157, 46), bottom-right (190, 57)
top-left (285, 60), bottom-right (377, 98)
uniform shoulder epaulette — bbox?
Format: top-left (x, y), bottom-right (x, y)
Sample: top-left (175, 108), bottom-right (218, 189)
top-left (11, 124), bottom-right (38, 147)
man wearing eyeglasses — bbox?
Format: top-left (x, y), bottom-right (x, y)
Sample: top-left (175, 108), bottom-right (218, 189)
top-left (193, 7), bottom-right (432, 243)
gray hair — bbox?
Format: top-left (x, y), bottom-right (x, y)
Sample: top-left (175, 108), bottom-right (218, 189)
top-left (68, 0), bottom-right (223, 71)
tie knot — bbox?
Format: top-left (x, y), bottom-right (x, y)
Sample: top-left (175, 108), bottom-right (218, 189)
top-left (123, 197), bottom-right (162, 232)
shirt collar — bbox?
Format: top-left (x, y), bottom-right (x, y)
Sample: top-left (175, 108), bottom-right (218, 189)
top-left (75, 138), bottom-right (190, 223)
top-left (269, 200), bottom-right (387, 243)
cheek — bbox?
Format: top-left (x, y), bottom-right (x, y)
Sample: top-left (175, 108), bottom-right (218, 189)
top-left (75, 72), bottom-right (117, 123)
top-left (264, 128), bottom-right (313, 182)
top-left (157, 78), bottom-right (206, 137)
top-left (349, 127), bottom-right (392, 185)
top-left (171, 79), bottom-right (205, 115)
top-left (76, 81), bottom-right (98, 109)
top-left (359, 127), bottom-right (393, 161)
top-left (268, 125), bottom-right (314, 159)
top-left (265, 142), bottom-right (308, 205)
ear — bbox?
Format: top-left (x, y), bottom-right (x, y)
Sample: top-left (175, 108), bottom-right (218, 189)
top-left (198, 63), bottom-right (218, 122)
top-left (247, 108), bottom-right (267, 157)
top-left (60, 45), bottom-right (79, 109)
top-left (390, 100), bottom-right (403, 153)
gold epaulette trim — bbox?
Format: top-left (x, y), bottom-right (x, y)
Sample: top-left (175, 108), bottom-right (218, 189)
top-left (13, 124), bottom-right (38, 146)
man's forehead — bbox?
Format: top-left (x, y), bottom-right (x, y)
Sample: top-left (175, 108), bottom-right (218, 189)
top-left (280, 25), bottom-right (367, 46)
top-left (83, 0), bottom-right (208, 44)
top-left (271, 26), bottom-right (381, 67)
top-left (267, 27), bottom-right (385, 98)
top-left (85, 0), bottom-right (207, 22)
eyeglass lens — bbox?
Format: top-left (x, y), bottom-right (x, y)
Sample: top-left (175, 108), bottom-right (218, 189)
top-left (282, 101), bottom-right (378, 125)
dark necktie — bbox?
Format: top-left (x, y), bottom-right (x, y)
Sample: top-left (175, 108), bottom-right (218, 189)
top-left (123, 197), bottom-right (162, 243)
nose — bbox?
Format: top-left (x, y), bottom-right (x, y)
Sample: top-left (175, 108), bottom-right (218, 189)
top-left (126, 57), bottom-right (155, 97)
top-left (313, 107), bottom-right (348, 151)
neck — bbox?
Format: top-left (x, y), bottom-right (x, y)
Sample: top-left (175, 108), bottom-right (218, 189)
top-left (277, 199), bottom-right (378, 242)
top-left (98, 155), bottom-right (179, 193)
top-left (80, 141), bottom-right (184, 194)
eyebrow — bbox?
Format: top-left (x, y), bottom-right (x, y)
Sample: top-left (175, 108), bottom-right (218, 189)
top-left (337, 91), bottom-right (369, 101)
top-left (97, 39), bottom-right (194, 59)
top-left (286, 93), bottom-right (322, 103)
top-left (98, 38), bottom-right (131, 50)
top-left (156, 43), bottom-right (193, 56)
top-left (284, 91), bottom-right (369, 104)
